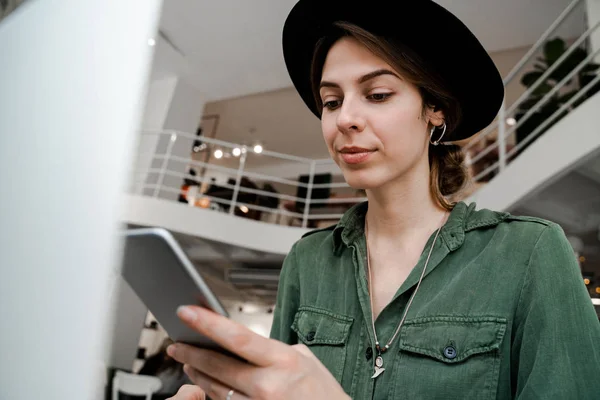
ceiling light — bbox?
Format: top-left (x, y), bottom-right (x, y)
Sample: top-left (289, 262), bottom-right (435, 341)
top-left (239, 205), bottom-right (249, 213)
top-left (584, 278), bottom-right (590, 285)
top-left (147, 38), bottom-right (156, 46)
top-left (506, 117), bottom-right (517, 126)
top-left (253, 144), bottom-right (263, 154)
top-left (214, 149), bottom-right (223, 159)
top-left (232, 147), bottom-right (241, 157)
top-left (596, 287), bottom-right (600, 294)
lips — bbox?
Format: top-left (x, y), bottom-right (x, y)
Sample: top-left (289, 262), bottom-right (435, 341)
top-left (338, 146), bottom-right (376, 165)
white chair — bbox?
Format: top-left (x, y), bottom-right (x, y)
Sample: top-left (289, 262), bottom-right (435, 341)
top-left (112, 370), bottom-right (162, 400)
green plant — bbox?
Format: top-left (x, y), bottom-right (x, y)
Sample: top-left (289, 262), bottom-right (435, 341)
top-left (515, 38), bottom-right (600, 152)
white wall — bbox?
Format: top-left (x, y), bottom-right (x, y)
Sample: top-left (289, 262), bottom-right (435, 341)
top-left (0, 1), bottom-right (162, 399)
top-left (586, 0), bottom-right (600, 62)
top-left (142, 77), bottom-right (179, 129)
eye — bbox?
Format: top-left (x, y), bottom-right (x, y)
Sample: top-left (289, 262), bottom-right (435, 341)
top-left (367, 93), bottom-right (392, 102)
top-left (323, 100), bottom-right (342, 110)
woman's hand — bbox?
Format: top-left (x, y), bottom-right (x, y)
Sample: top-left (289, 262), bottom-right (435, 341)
top-left (165, 305), bottom-right (350, 400)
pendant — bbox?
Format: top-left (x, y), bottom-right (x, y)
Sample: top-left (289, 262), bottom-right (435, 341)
top-left (371, 355), bottom-right (385, 379)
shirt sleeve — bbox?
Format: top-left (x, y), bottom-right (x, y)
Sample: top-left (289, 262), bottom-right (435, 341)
top-left (512, 223), bottom-right (600, 398)
top-left (269, 242), bottom-right (300, 344)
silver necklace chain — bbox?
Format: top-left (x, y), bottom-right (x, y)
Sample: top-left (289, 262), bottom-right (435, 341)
top-left (365, 212), bottom-right (446, 378)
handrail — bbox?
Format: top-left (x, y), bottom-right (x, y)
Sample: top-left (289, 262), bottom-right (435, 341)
top-left (464, 13), bottom-right (599, 154)
top-left (462, 0), bottom-right (598, 184)
top-left (502, 0), bottom-right (582, 85)
top-left (133, 130), bottom-right (362, 227)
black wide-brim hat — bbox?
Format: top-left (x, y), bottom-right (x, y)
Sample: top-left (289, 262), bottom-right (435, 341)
top-left (282, 0), bottom-right (504, 142)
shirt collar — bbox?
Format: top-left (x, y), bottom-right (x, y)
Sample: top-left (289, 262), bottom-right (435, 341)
top-left (331, 201), bottom-right (509, 254)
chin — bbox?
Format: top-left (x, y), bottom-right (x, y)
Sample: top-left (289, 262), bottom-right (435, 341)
top-left (341, 168), bottom-right (385, 190)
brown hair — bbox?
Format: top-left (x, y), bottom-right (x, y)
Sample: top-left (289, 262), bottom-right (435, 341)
top-left (310, 22), bottom-right (468, 210)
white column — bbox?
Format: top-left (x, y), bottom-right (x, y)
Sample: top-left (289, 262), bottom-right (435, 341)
top-left (134, 76), bottom-right (206, 199)
top-left (132, 76), bottom-right (178, 194)
top-left (0, 1), bottom-right (162, 400)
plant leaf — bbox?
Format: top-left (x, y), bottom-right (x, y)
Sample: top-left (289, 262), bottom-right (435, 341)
top-left (544, 38), bottom-right (566, 65)
top-left (549, 48), bottom-right (586, 82)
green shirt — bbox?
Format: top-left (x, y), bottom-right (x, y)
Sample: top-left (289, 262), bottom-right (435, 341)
top-left (270, 201), bottom-right (600, 399)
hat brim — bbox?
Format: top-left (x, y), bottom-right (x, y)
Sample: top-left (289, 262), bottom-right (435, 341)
top-left (282, 0), bottom-right (504, 142)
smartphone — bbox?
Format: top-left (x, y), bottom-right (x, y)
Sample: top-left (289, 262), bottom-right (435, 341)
top-left (120, 227), bottom-right (232, 354)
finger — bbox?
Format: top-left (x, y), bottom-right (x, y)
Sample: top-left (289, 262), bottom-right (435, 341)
top-left (176, 305), bottom-right (291, 367)
top-left (168, 345), bottom-right (255, 395)
top-left (166, 384), bottom-right (205, 400)
top-left (184, 364), bottom-right (251, 400)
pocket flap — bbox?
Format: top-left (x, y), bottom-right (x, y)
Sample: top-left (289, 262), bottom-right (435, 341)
top-left (398, 316), bottom-right (507, 363)
top-left (291, 306), bottom-right (353, 346)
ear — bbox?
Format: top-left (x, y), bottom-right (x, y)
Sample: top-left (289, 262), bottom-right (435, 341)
top-left (427, 106), bottom-right (445, 128)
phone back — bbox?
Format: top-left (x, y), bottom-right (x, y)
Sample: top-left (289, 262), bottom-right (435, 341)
top-left (121, 227), bottom-right (229, 349)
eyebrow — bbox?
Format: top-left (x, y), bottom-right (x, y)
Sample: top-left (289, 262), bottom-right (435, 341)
top-left (319, 69), bottom-right (401, 90)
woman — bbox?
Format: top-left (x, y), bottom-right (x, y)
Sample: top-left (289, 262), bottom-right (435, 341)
top-left (166, 1), bottom-right (600, 399)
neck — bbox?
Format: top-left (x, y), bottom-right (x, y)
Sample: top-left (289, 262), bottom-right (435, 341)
top-left (365, 164), bottom-right (447, 242)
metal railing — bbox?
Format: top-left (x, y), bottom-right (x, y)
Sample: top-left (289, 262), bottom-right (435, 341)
top-left (132, 129), bottom-right (366, 228)
top-left (464, 0), bottom-right (599, 183)
top-left (131, 0), bottom-right (599, 227)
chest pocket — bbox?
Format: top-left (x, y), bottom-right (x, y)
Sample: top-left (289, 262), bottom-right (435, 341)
top-left (390, 316), bottom-right (507, 400)
top-left (291, 306), bottom-right (353, 382)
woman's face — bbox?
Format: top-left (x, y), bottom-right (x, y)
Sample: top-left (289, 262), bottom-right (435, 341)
top-left (319, 37), bottom-right (443, 190)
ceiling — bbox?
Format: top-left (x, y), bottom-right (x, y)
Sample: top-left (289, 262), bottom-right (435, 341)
top-left (155, 0), bottom-right (585, 101)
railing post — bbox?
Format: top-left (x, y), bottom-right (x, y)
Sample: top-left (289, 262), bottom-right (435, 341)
top-left (154, 132), bottom-right (177, 197)
top-left (229, 146), bottom-right (248, 215)
top-left (302, 161), bottom-right (316, 228)
top-left (497, 100), bottom-right (507, 171)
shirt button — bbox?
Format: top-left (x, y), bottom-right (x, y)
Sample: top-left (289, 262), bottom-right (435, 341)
top-left (306, 331), bottom-right (316, 342)
top-left (365, 347), bottom-right (373, 361)
top-left (444, 346), bottom-right (457, 359)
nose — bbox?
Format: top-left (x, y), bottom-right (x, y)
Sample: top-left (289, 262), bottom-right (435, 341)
top-left (336, 96), bottom-right (365, 134)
